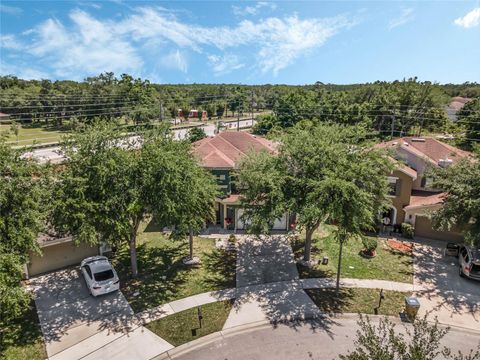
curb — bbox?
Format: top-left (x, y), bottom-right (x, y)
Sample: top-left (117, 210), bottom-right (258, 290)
top-left (150, 313), bottom-right (480, 360)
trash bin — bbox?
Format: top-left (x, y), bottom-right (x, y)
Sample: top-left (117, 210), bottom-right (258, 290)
top-left (445, 243), bottom-right (459, 257)
top-left (405, 297), bottom-right (420, 320)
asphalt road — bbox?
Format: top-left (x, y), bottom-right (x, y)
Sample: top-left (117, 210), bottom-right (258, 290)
top-left (166, 316), bottom-right (480, 360)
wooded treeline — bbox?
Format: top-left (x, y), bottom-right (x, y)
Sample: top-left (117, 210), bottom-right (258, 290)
top-left (1, 74), bottom-right (479, 146)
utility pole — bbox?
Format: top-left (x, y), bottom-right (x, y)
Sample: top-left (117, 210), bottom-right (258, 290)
top-left (160, 100), bottom-right (164, 122)
top-left (237, 107), bottom-right (240, 131)
top-left (390, 115), bottom-right (395, 138)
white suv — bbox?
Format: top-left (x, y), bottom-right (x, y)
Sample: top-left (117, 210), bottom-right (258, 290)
top-left (458, 246), bottom-right (480, 281)
top-left (80, 256), bottom-right (120, 296)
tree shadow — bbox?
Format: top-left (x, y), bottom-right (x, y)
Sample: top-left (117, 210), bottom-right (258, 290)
top-left (113, 242), bottom-right (195, 313)
top-left (412, 238), bottom-right (480, 321)
top-left (203, 248), bottom-right (236, 289)
top-left (226, 234), bottom-right (340, 336)
top-left (305, 288), bottom-right (354, 314)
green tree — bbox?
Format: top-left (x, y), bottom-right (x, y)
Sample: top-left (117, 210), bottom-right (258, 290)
top-left (340, 315), bottom-right (480, 360)
top-left (188, 127), bottom-right (207, 143)
top-left (237, 124), bottom-right (391, 276)
top-left (431, 157), bottom-right (480, 246)
top-left (0, 137), bottom-right (49, 322)
top-left (457, 98), bottom-right (480, 148)
top-left (52, 123), bottom-right (216, 277)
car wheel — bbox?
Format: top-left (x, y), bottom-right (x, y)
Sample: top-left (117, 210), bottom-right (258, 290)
top-left (459, 266), bottom-right (465, 278)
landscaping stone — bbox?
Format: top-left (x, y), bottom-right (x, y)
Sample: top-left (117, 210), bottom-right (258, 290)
top-left (182, 256), bottom-right (201, 265)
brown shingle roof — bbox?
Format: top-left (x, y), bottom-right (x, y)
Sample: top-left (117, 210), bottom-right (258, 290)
top-left (377, 137), bottom-right (471, 166)
top-left (404, 191), bottom-right (445, 210)
top-left (193, 132), bottom-right (275, 169)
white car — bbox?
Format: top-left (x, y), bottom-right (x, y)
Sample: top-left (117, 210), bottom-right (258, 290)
top-left (80, 256), bottom-right (120, 296)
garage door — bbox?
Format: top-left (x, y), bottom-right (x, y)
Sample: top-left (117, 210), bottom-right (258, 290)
top-left (28, 242), bottom-right (99, 277)
top-left (237, 209), bottom-right (288, 230)
top-left (415, 216), bottom-right (463, 242)
top-left (236, 208), bottom-right (250, 230)
top-left (272, 213), bottom-right (288, 230)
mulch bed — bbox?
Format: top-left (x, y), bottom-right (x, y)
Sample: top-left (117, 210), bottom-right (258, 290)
top-left (387, 239), bottom-right (413, 254)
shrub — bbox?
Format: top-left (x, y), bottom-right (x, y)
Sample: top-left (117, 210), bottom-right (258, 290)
top-left (228, 234), bottom-right (237, 244)
top-left (401, 223), bottom-right (414, 239)
top-left (362, 237), bottom-right (378, 252)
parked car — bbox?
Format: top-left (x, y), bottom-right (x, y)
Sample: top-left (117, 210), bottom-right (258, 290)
top-left (80, 256), bottom-right (120, 296)
top-left (458, 245), bottom-right (480, 281)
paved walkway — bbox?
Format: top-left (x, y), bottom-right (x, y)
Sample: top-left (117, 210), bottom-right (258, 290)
top-left (137, 234), bottom-right (419, 330)
top-left (137, 277), bottom-right (418, 324)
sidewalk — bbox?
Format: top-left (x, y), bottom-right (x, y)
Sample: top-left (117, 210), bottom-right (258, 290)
top-left (137, 277), bottom-right (419, 324)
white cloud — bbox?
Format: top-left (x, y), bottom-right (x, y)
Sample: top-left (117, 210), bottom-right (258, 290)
top-left (0, 34), bottom-right (23, 50)
top-left (27, 9), bottom-right (142, 79)
top-left (118, 8), bottom-right (353, 74)
top-left (3, 6), bottom-right (354, 79)
top-left (388, 8), bottom-right (414, 29)
top-left (208, 53), bottom-right (244, 76)
top-left (0, 62), bottom-right (50, 79)
top-left (454, 7), bottom-right (480, 28)
top-left (232, 2), bottom-right (276, 17)
top-left (161, 49), bottom-right (188, 73)
top-left (0, 4), bottom-right (22, 14)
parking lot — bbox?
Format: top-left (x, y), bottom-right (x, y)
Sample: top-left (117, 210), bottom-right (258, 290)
top-left (28, 268), bottom-right (172, 360)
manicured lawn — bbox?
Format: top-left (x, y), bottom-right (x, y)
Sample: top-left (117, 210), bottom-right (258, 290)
top-left (0, 301), bottom-right (46, 360)
top-left (1, 124), bottom-right (66, 146)
top-left (294, 225), bottom-right (413, 283)
top-left (111, 221), bottom-right (236, 313)
top-left (306, 288), bottom-right (409, 316)
top-left (145, 300), bottom-right (233, 347)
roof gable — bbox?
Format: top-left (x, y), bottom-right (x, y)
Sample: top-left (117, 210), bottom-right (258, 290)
top-left (193, 132), bottom-right (275, 168)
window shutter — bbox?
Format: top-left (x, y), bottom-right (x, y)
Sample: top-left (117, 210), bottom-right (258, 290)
top-left (395, 179), bottom-right (402, 196)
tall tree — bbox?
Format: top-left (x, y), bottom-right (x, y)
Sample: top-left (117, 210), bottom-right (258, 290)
top-left (0, 137), bottom-right (49, 322)
top-left (52, 123), bottom-right (215, 277)
top-left (431, 157), bottom-right (480, 246)
top-left (237, 123), bottom-right (391, 273)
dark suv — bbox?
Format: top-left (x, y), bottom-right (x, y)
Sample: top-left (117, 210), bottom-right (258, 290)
top-left (458, 245), bottom-right (480, 281)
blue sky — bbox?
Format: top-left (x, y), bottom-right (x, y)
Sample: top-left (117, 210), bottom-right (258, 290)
top-left (1, 1), bottom-right (479, 84)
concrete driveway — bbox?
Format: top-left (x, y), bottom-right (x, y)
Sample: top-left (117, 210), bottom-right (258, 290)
top-left (29, 268), bottom-right (173, 360)
top-left (224, 235), bottom-right (322, 329)
top-left (413, 238), bottom-right (480, 330)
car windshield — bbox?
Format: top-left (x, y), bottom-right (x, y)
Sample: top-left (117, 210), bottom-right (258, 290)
top-left (94, 269), bottom-right (114, 282)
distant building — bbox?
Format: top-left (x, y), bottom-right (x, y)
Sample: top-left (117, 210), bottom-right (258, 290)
top-left (0, 112), bottom-right (11, 122)
top-left (445, 97), bottom-right (472, 121)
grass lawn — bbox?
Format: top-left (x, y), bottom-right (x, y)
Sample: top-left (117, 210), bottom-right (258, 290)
top-left (0, 301), bottom-right (47, 360)
top-left (111, 221), bottom-right (236, 313)
top-left (0, 124), bottom-right (67, 146)
top-left (306, 288), bottom-right (409, 316)
top-left (145, 300), bottom-right (233, 347)
top-left (294, 225), bottom-right (413, 283)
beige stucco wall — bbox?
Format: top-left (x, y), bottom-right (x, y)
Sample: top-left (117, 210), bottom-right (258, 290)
top-left (27, 241), bottom-right (99, 277)
top-left (390, 169), bottom-right (414, 224)
top-left (414, 215), bottom-right (464, 242)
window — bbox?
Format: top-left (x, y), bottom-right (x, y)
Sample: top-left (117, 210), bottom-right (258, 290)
top-left (217, 174), bottom-right (226, 180)
top-left (84, 265), bottom-right (92, 279)
top-left (94, 270), bottom-right (114, 282)
top-left (387, 177), bottom-right (399, 196)
top-left (421, 176), bottom-right (434, 188)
